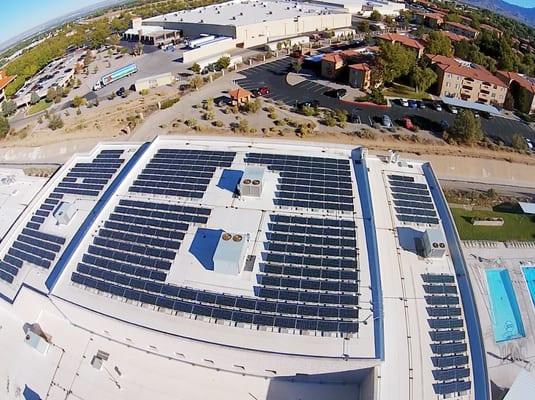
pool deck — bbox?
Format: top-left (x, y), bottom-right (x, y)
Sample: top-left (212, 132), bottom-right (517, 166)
top-left (463, 241), bottom-right (535, 393)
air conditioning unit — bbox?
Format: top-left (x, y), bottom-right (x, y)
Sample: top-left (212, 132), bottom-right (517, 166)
top-left (422, 228), bottom-right (447, 258)
top-left (238, 167), bottom-right (264, 198)
top-left (213, 231), bottom-right (249, 275)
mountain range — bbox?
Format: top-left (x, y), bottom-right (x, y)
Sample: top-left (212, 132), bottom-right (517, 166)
top-left (457, 0), bottom-right (535, 27)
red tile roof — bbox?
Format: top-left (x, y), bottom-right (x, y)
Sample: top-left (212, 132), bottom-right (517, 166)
top-left (441, 30), bottom-right (467, 42)
top-left (0, 71), bottom-right (16, 91)
top-left (480, 23), bottom-right (503, 34)
top-left (322, 53), bottom-right (345, 64)
top-left (229, 88), bottom-right (252, 100)
top-left (497, 70), bottom-right (535, 94)
top-left (378, 33), bottom-right (425, 50)
top-left (349, 63), bottom-right (370, 71)
top-left (443, 21), bottom-right (479, 34)
top-left (427, 54), bottom-right (507, 87)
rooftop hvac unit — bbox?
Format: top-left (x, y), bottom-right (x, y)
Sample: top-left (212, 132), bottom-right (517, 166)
top-left (238, 167), bottom-right (264, 198)
top-left (422, 229), bottom-right (447, 259)
top-left (213, 231), bottom-right (249, 275)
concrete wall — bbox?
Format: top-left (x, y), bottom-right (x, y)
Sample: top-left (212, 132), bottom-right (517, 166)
top-left (134, 73), bottom-right (174, 91)
top-left (182, 39), bottom-right (238, 63)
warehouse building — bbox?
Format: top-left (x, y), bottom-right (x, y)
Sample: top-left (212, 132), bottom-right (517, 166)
top-left (134, 0), bottom-right (351, 62)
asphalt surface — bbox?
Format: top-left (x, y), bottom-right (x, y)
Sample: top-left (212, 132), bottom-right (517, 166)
top-left (236, 58), bottom-right (535, 145)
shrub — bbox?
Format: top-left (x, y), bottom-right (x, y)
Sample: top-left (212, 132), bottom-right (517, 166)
top-left (160, 97), bottom-right (180, 109)
top-left (268, 112), bottom-right (277, 119)
top-left (355, 128), bottom-right (377, 140)
top-left (203, 110), bottom-right (215, 120)
top-left (2, 100), bottom-right (17, 117)
top-left (72, 96), bottom-right (86, 108)
top-left (48, 114), bottom-right (64, 130)
top-left (240, 99), bottom-right (261, 113)
top-left (233, 118), bottom-right (250, 133)
top-left (212, 120), bottom-right (224, 127)
top-left (139, 89), bottom-right (149, 96)
top-left (511, 133), bottom-right (528, 150)
top-left (301, 105), bottom-right (318, 116)
top-left (0, 116), bottom-right (10, 138)
top-left (185, 118), bottom-right (197, 127)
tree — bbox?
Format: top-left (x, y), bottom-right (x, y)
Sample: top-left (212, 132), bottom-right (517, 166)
top-left (30, 92), bottom-right (41, 105)
top-left (1, 100), bottom-right (17, 117)
top-left (447, 110), bottom-right (483, 145)
top-left (48, 114), bottom-right (64, 130)
top-left (72, 96), bottom-right (86, 108)
top-left (512, 133), bottom-right (528, 150)
top-left (425, 31), bottom-right (454, 56)
top-left (191, 63), bottom-right (201, 74)
top-left (46, 88), bottom-right (57, 103)
top-left (189, 75), bottom-right (203, 91)
top-left (292, 58), bottom-right (303, 74)
top-left (84, 51), bottom-right (94, 66)
top-left (108, 33), bottom-right (121, 48)
top-left (445, 13), bottom-right (461, 23)
top-left (358, 20), bottom-right (370, 33)
top-left (216, 56), bottom-right (231, 70)
top-left (378, 42), bottom-right (416, 82)
top-left (370, 10), bottom-right (382, 22)
top-left (0, 116), bottom-right (9, 138)
top-left (133, 42), bottom-right (144, 56)
top-left (384, 16), bottom-right (394, 26)
top-left (411, 65), bottom-right (437, 92)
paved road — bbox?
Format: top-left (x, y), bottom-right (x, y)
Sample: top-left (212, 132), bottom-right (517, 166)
top-left (236, 58), bottom-right (535, 145)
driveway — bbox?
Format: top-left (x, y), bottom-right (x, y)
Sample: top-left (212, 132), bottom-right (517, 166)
top-left (236, 58), bottom-right (535, 145)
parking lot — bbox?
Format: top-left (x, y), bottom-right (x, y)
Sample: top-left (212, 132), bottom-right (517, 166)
top-left (237, 57), bottom-right (535, 145)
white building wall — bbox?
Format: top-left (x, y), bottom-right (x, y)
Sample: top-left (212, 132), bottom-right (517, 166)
top-left (182, 39), bottom-right (238, 63)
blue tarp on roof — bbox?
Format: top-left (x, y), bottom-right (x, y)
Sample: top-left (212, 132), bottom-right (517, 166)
top-left (217, 169), bottom-right (243, 194)
top-left (189, 228), bottom-right (223, 271)
top-left (441, 96), bottom-right (500, 115)
top-left (304, 54), bottom-right (324, 63)
top-left (23, 385), bottom-right (41, 400)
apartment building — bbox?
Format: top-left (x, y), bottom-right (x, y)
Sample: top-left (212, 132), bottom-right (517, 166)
top-left (427, 54), bottom-right (507, 105)
top-left (0, 71), bottom-right (16, 107)
top-left (442, 21), bottom-right (479, 39)
top-left (349, 63), bottom-right (371, 90)
top-left (377, 33), bottom-right (425, 58)
top-left (497, 70), bottom-right (535, 114)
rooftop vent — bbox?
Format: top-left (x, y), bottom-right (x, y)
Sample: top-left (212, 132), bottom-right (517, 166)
top-left (213, 231), bottom-right (249, 275)
top-left (238, 167), bottom-right (264, 198)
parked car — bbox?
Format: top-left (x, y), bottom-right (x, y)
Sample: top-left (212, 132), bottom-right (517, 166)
top-left (416, 100), bottom-right (426, 109)
top-left (116, 87), bottom-right (125, 97)
top-left (440, 120), bottom-right (449, 131)
top-left (253, 86), bottom-right (270, 97)
top-left (382, 114), bottom-right (393, 128)
top-left (526, 138), bottom-right (533, 150)
top-left (401, 116), bottom-right (414, 130)
top-left (399, 98), bottom-right (409, 107)
top-left (434, 102), bottom-right (443, 111)
top-left (408, 99), bottom-right (418, 108)
top-left (473, 111), bottom-right (480, 118)
top-left (448, 105), bottom-right (458, 114)
top-left (480, 111), bottom-right (493, 119)
top-left (323, 88), bottom-right (347, 99)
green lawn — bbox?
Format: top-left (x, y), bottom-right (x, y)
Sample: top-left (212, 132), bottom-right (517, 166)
top-left (27, 99), bottom-right (51, 115)
top-left (383, 83), bottom-right (432, 100)
top-left (450, 207), bottom-right (535, 241)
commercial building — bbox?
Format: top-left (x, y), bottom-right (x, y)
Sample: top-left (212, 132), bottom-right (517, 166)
top-left (348, 63), bottom-right (371, 89)
top-left (427, 54), bottom-right (508, 105)
top-left (497, 70), bottom-right (535, 114)
top-left (138, 0), bottom-right (351, 62)
top-left (377, 33), bottom-right (425, 58)
top-left (134, 72), bottom-right (174, 92)
top-left (0, 70), bottom-right (16, 107)
top-left (0, 136), bottom-right (486, 399)
top-left (123, 18), bottom-right (180, 46)
top-left (311, 0), bottom-right (405, 16)
top-left (442, 21), bottom-right (479, 39)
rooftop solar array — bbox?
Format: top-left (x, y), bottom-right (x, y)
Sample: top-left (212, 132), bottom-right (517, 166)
top-left (387, 174), bottom-right (439, 225)
top-left (422, 273), bottom-right (471, 396)
top-left (0, 150), bottom-right (126, 285)
top-left (130, 149), bottom-right (236, 199)
top-left (244, 153), bottom-right (355, 213)
top-left (67, 147), bottom-right (360, 336)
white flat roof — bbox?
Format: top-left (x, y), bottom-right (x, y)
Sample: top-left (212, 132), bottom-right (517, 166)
top-left (146, 0), bottom-right (348, 27)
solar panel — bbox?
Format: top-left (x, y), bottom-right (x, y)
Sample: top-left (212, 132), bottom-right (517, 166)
top-left (432, 367), bottom-right (470, 381)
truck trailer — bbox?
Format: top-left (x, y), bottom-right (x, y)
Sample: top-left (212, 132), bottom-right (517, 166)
top-left (93, 63), bottom-right (138, 91)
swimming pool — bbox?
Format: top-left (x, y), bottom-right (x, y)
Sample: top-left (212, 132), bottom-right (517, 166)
top-left (523, 267), bottom-right (535, 309)
top-left (485, 268), bottom-right (525, 343)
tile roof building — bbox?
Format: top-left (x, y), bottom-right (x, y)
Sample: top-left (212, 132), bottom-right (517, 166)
top-left (349, 63), bottom-right (372, 90)
top-left (377, 33), bottom-right (425, 58)
top-left (427, 54), bottom-right (507, 105)
top-left (0, 70), bottom-right (16, 106)
top-left (497, 70), bottom-right (535, 114)
top-left (443, 21), bottom-right (479, 39)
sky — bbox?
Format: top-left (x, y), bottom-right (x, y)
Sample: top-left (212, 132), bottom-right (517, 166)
top-left (1, 0), bottom-right (104, 43)
top-left (503, 0), bottom-right (535, 7)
